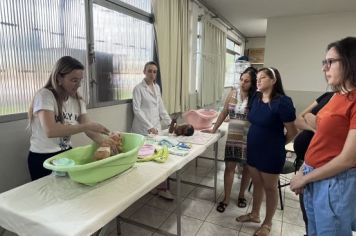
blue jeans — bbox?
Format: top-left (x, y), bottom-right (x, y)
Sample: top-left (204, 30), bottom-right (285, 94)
top-left (303, 164), bottom-right (356, 236)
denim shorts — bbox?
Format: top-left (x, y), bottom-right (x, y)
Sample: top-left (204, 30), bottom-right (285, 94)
top-left (303, 164), bottom-right (356, 236)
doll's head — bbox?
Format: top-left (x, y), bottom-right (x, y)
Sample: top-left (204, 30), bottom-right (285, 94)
top-left (174, 124), bottom-right (194, 136)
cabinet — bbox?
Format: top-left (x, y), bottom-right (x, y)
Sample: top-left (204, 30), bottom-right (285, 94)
top-left (248, 48), bottom-right (264, 64)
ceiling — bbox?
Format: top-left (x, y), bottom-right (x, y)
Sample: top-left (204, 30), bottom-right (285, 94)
top-left (200, 0), bottom-right (356, 38)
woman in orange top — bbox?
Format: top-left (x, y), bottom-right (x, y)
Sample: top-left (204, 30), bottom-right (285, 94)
top-left (291, 37), bottom-right (356, 236)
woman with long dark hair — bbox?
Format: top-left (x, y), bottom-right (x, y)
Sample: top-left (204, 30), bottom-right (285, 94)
top-left (206, 67), bottom-right (257, 212)
top-left (236, 67), bottom-right (297, 236)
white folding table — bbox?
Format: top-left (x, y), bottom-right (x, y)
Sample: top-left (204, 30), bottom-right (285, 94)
top-left (0, 132), bottom-right (221, 236)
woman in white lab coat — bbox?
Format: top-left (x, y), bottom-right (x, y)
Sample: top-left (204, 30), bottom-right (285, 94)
top-left (131, 61), bottom-right (171, 135)
top-left (131, 61), bottom-right (174, 200)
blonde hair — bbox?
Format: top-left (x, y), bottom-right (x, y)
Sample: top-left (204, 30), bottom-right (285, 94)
top-left (28, 56), bottom-right (84, 124)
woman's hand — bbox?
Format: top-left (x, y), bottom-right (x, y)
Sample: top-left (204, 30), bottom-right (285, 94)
top-left (304, 113), bottom-right (317, 132)
top-left (201, 128), bottom-right (215, 133)
top-left (101, 136), bottom-right (119, 155)
top-left (148, 127), bottom-right (158, 135)
top-left (290, 171), bottom-right (307, 194)
top-left (86, 122), bottom-right (110, 135)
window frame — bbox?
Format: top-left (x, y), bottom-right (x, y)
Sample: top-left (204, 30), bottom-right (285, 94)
top-left (224, 37), bottom-right (241, 88)
top-left (87, 0), bottom-right (155, 108)
top-left (226, 37), bottom-right (241, 58)
top-left (0, 0), bottom-right (156, 122)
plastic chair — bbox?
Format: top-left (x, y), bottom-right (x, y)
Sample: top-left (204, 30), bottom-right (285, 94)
top-left (278, 159), bottom-right (296, 210)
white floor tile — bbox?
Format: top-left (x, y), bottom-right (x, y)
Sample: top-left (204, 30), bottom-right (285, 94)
top-left (282, 206), bottom-right (305, 227)
top-left (206, 169), bottom-right (226, 181)
top-left (110, 222), bottom-right (153, 236)
top-left (273, 208), bottom-right (284, 221)
top-left (187, 186), bottom-right (221, 202)
top-left (196, 222), bottom-right (239, 236)
top-left (168, 182), bottom-right (196, 198)
top-left (120, 200), bottom-right (144, 218)
top-left (195, 158), bottom-right (214, 168)
top-left (183, 166), bottom-right (211, 177)
top-left (129, 205), bottom-right (170, 228)
top-left (281, 222), bottom-right (306, 236)
top-left (238, 232), bottom-right (250, 236)
top-left (159, 213), bottom-right (203, 236)
top-left (205, 203), bottom-right (245, 230)
top-left (135, 192), bottom-right (154, 205)
top-left (199, 178), bottom-right (225, 196)
top-left (284, 196), bottom-right (301, 209)
top-left (146, 195), bottom-right (177, 212)
top-left (181, 172), bottom-right (204, 184)
top-left (181, 198), bottom-right (214, 220)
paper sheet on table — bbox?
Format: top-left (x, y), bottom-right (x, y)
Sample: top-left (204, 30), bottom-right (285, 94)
top-left (176, 131), bottom-right (215, 145)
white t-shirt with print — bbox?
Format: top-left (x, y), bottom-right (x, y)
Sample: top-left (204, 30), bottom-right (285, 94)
top-left (30, 88), bottom-right (87, 153)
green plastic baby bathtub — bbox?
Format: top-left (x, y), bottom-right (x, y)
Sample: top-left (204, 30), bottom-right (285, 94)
top-left (43, 133), bottom-right (144, 185)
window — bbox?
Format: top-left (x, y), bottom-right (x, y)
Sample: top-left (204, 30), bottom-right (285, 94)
top-left (91, 3), bottom-right (153, 103)
top-left (224, 38), bottom-right (241, 87)
top-left (0, 0), bottom-right (153, 120)
top-left (194, 20), bottom-right (203, 93)
top-left (0, 0), bottom-right (87, 118)
top-left (119, 0), bottom-right (151, 13)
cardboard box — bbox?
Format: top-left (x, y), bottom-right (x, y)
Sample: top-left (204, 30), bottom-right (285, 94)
top-left (248, 48), bottom-right (264, 64)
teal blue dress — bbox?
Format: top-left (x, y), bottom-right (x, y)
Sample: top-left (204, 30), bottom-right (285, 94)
top-left (246, 94), bottom-right (296, 174)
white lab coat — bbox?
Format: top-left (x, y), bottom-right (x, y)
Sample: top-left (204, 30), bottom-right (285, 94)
top-left (131, 79), bottom-right (172, 135)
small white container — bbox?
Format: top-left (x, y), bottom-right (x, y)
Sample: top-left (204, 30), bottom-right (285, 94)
top-left (51, 158), bottom-right (75, 177)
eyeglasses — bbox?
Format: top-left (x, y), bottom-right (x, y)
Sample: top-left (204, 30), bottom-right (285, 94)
top-left (322, 58), bottom-right (342, 69)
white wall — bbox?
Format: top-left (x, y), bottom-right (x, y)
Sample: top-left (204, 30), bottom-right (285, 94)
top-left (263, 11), bottom-right (356, 114)
top-left (264, 11), bottom-right (356, 92)
top-left (246, 37), bottom-right (265, 49)
top-left (0, 103), bottom-right (133, 193)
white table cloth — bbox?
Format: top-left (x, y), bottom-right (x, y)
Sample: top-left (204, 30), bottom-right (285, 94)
top-left (0, 132), bottom-right (220, 236)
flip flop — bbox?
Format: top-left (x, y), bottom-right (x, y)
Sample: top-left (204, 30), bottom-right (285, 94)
top-left (237, 197), bottom-right (247, 208)
top-left (236, 213), bottom-right (261, 223)
top-left (254, 224), bottom-right (271, 236)
top-left (216, 201), bottom-right (228, 213)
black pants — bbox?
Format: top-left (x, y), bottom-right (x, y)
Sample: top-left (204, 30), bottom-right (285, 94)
top-left (28, 149), bottom-right (71, 181)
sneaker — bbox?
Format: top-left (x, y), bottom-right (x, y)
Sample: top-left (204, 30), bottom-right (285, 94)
top-left (158, 190), bottom-right (175, 200)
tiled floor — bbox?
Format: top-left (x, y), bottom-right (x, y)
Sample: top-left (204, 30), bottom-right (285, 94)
top-left (101, 134), bottom-right (356, 236)
top-left (102, 135), bottom-right (310, 236)
top-left (106, 156), bottom-right (308, 236)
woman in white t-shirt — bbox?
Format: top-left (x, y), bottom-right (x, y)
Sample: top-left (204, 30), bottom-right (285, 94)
top-left (28, 56), bottom-right (111, 180)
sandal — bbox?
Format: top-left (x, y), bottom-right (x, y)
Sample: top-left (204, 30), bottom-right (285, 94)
top-left (237, 197), bottom-right (247, 208)
top-left (216, 201), bottom-right (228, 213)
top-left (254, 224), bottom-right (271, 236)
top-left (236, 213), bottom-right (261, 223)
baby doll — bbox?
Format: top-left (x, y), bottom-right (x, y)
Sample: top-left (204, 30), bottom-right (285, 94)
top-left (94, 132), bottom-right (123, 160)
top-left (169, 118), bottom-right (194, 136)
